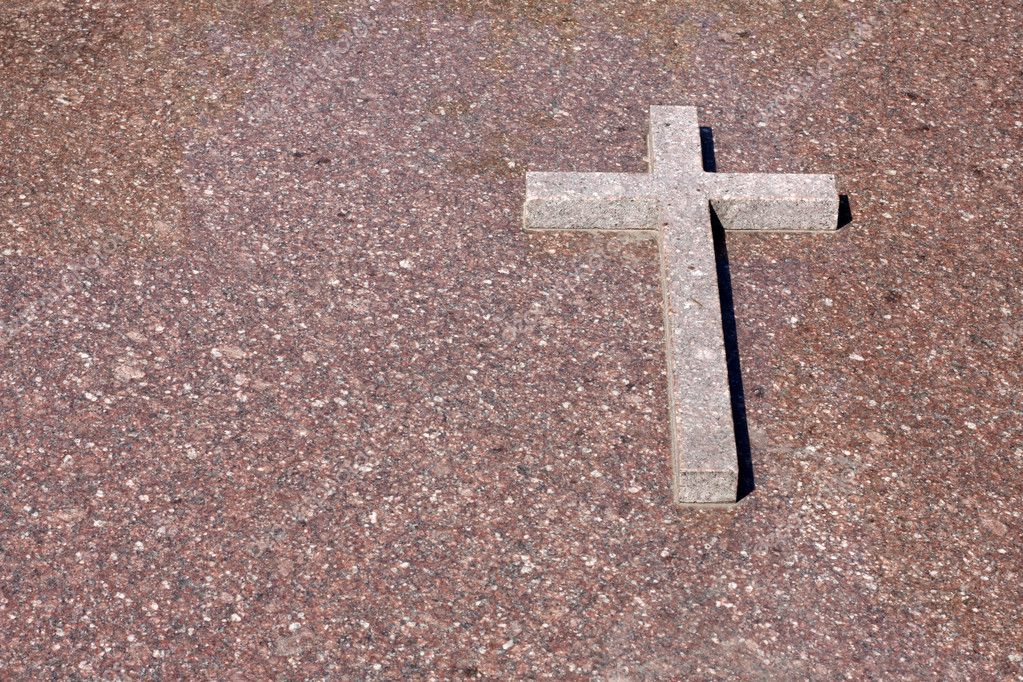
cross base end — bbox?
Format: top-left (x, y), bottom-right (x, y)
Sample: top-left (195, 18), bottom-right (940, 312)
top-left (673, 469), bottom-right (738, 505)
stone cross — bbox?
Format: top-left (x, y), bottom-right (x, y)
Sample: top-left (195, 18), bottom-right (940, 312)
top-left (523, 106), bottom-right (838, 505)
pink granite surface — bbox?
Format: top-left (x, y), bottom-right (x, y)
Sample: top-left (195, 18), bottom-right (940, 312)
top-left (1, 1), bottom-right (1021, 678)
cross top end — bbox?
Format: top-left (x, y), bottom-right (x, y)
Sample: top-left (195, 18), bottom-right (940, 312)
top-left (521, 106), bottom-right (840, 506)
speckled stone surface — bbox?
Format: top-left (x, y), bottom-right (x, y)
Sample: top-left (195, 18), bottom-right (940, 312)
top-left (2, 0), bottom-right (1022, 678)
top-left (524, 106), bottom-right (836, 504)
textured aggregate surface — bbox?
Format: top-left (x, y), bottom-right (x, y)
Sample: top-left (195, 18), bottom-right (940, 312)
top-left (2, 0), bottom-right (1022, 678)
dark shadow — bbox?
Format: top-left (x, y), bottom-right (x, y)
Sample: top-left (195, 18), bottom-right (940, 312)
top-left (709, 208), bottom-right (755, 501)
top-left (838, 194), bottom-right (853, 228)
top-left (699, 126), bottom-right (717, 172)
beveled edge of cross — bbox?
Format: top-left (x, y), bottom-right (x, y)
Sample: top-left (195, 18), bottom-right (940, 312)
top-left (522, 105), bottom-right (839, 506)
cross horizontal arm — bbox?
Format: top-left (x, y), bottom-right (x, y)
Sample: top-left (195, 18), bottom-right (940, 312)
top-left (707, 173), bottom-right (838, 232)
top-left (523, 172), bottom-right (659, 232)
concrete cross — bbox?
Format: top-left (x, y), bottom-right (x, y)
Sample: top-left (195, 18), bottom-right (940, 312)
top-left (523, 106), bottom-right (838, 506)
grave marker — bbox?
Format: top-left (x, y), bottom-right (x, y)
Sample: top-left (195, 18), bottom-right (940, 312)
top-left (524, 106), bottom-right (837, 504)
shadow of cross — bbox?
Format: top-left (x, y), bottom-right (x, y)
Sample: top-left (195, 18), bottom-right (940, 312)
top-left (523, 106), bottom-right (838, 506)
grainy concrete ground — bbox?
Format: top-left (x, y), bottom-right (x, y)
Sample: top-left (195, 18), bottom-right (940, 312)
top-left (1, 1), bottom-right (1021, 678)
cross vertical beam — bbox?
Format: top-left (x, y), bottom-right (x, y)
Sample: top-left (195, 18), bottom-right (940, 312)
top-left (523, 106), bottom-right (838, 505)
top-left (658, 196), bottom-right (738, 504)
